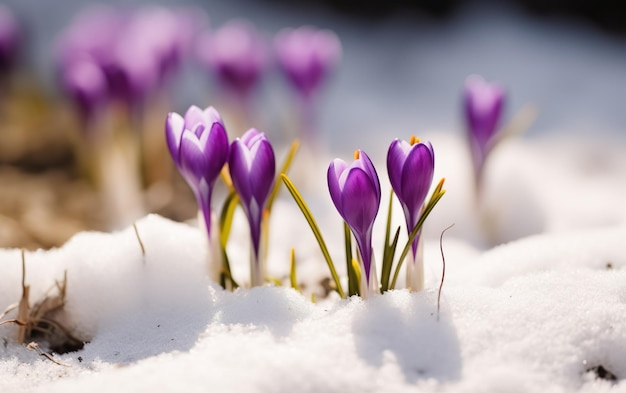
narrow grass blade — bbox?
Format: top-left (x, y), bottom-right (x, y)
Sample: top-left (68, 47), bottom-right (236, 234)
top-left (290, 248), bottom-right (301, 292)
top-left (267, 140), bottom-right (300, 212)
top-left (219, 191), bottom-right (239, 247)
top-left (381, 226), bottom-right (401, 292)
top-left (220, 165), bottom-right (234, 191)
top-left (220, 248), bottom-right (239, 289)
top-left (380, 190), bottom-right (395, 292)
top-left (344, 223), bottom-right (358, 296)
top-left (351, 258), bottom-right (361, 297)
top-left (281, 173), bottom-right (345, 298)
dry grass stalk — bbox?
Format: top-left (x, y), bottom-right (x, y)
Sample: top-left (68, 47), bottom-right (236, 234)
top-left (0, 249), bottom-right (83, 354)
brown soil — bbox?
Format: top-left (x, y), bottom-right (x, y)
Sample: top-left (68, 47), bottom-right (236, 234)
top-left (0, 77), bottom-right (197, 250)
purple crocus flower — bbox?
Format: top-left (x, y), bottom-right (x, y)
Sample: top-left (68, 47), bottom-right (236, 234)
top-left (387, 137), bottom-right (435, 291)
top-left (125, 6), bottom-right (206, 86)
top-left (0, 5), bottom-right (19, 73)
top-left (328, 150), bottom-right (381, 296)
top-left (105, 38), bottom-right (159, 107)
top-left (197, 20), bottom-right (267, 98)
top-left (228, 129), bottom-right (276, 286)
top-left (463, 75), bottom-right (505, 182)
top-left (165, 105), bottom-right (230, 237)
top-left (387, 137), bottom-right (435, 253)
top-left (274, 26), bottom-right (342, 100)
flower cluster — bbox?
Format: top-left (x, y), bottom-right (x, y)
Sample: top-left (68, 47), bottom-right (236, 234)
top-left (283, 137), bottom-right (445, 298)
top-left (166, 105), bottom-right (276, 287)
top-left (196, 22), bottom-right (341, 137)
top-left (197, 22), bottom-right (341, 101)
top-left (165, 104), bottom-right (444, 298)
top-left (56, 5), bottom-right (205, 122)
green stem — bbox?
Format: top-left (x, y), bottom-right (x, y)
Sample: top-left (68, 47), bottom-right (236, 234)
top-left (380, 190), bottom-right (395, 292)
top-left (390, 190), bottom-right (446, 289)
top-left (344, 222), bottom-right (358, 296)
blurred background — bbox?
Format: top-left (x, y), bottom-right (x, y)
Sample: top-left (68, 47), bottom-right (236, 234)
top-left (0, 0), bottom-right (624, 249)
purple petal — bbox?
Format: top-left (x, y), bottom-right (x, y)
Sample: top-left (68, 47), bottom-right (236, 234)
top-left (464, 75), bottom-right (505, 150)
top-left (228, 139), bottom-right (253, 206)
top-left (340, 167), bottom-right (380, 237)
top-left (241, 128), bottom-right (262, 146)
top-left (185, 105), bottom-right (206, 126)
top-left (204, 106), bottom-right (224, 127)
top-left (204, 122), bottom-right (230, 181)
top-left (0, 7), bottom-right (20, 71)
top-left (355, 150), bottom-right (381, 203)
top-left (165, 112), bottom-right (185, 165)
top-left (248, 138), bottom-right (275, 206)
top-left (200, 19), bottom-right (267, 95)
top-left (179, 130), bottom-right (209, 189)
top-left (62, 57), bottom-right (108, 122)
top-left (327, 158), bottom-right (348, 214)
top-left (274, 26), bottom-right (341, 97)
top-left (399, 142), bottom-right (435, 225)
top-left (228, 131), bottom-right (275, 259)
top-left (184, 105), bottom-right (206, 130)
top-left (386, 139), bottom-right (410, 196)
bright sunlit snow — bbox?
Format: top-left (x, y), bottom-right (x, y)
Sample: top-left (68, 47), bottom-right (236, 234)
top-left (1, 134), bottom-right (625, 393)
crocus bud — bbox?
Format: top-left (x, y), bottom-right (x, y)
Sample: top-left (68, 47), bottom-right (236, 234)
top-left (0, 5), bottom-right (20, 73)
top-left (228, 129), bottom-right (276, 286)
top-left (197, 20), bottom-right (267, 97)
top-left (463, 75), bottom-right (505, 181)
top-left (165, 105), bottom-right (229, 237)
top-left (274, 26), bottom-right (341, 99)
top-left (387, 137), bottom-right (435, 291)
top-left (328, 150), bottom-right (381, 296)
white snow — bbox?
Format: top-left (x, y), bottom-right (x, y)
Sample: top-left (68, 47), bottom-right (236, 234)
top-left (1, 134), bottom-right (626, 393)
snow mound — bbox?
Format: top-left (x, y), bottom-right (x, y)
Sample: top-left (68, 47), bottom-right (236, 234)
top-left (0, 212), bottom-right (625, 393)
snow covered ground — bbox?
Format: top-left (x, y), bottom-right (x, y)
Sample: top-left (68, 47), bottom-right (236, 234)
top-left (1, 134), bottom-right (626, 393)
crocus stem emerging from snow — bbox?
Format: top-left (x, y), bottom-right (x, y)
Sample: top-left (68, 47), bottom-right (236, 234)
top-left (165, 105), bottom-right (229, 282)
top-left (390, 178), bottom-right (446, 290)
top-left (229, 129), bottom-right (275, 287)
top-left (387, 137), bottom-right (435, 291)
top-left (328, 150), bottom-right (381, 297)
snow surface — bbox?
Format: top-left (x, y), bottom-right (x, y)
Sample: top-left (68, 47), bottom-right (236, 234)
top-left (1, 134), bottom-right (626, 393)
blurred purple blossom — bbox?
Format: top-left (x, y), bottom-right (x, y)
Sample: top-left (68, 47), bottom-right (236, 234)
top-left (61, 57), bottom-right (108, 127)
top-left (56, 5), bottom-right (203, 111)
top-left (274, 26), bottom-right (341, 99)
top-left (463, 75), bottom-right (505, 181)
top-left (197, 20), bottom-right (267, 98)
top-left (387, 137), bottom-right (435, 258)
top-left (228, 129), bottom-right (275, 285)
top-left (0, 5), bottom-right (21, 73)
top-left (328, 150), bottom-right (381, 293)
top-left (165, 105), bottom-right (229, 236)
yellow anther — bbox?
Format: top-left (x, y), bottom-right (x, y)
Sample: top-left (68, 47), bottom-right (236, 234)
top-left (354, 150), bottom-right (360, 160)
top-left (409, 135), bottom-right (421, 145)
